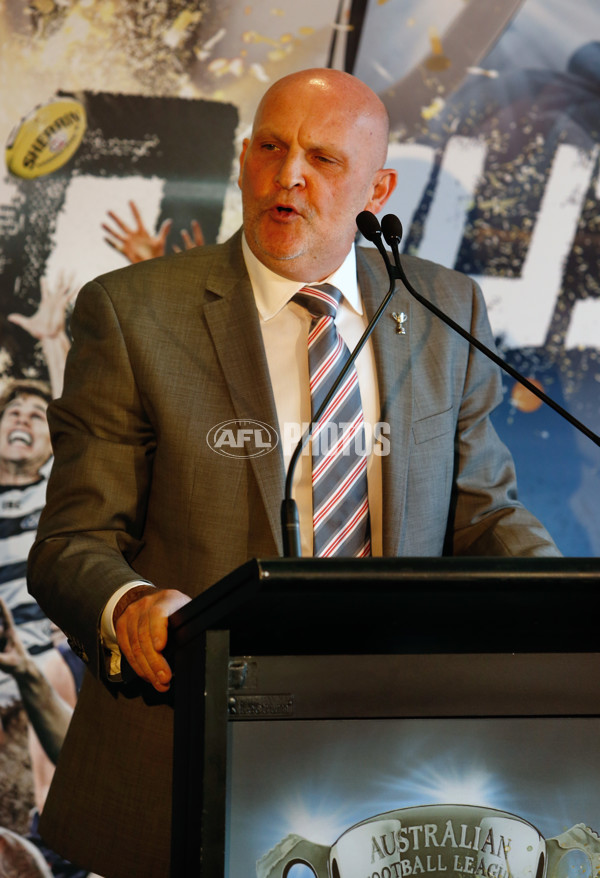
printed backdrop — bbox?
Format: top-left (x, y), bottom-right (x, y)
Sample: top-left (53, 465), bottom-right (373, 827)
top-left (2, 0), bottom-right (599, 556)
top-left (1, 0), bottom-right (599, 860)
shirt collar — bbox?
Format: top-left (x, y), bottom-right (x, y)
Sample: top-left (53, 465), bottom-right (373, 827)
top-left (242, 234), bottom-right (362, 321)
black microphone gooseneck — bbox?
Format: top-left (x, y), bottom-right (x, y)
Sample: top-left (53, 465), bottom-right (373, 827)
top-left (379, 212), bottom-right (600, 450)
top-left (280, 211), bottom-right (402, 557)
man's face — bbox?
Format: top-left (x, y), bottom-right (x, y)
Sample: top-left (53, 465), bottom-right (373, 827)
top-left (0, 393), bottom-right (51, 473)
top-left (238, 77), bottom-right (395, 281)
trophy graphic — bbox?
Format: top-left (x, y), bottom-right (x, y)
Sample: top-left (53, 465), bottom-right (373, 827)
top-left (257, 804), bottom-right (600, 878)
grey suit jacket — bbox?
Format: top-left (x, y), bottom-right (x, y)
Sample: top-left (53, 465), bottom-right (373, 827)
top-left (28, 231), bottom-right (559, 878)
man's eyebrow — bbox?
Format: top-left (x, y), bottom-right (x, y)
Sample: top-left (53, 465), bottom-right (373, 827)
top-left (252, 126), bottom-right (281, 140)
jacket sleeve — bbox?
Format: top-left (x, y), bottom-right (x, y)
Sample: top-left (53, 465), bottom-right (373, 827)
top-left (449, 277), bottom-right (561, 557)
top-left (27, 278), bottom-right (157, 679)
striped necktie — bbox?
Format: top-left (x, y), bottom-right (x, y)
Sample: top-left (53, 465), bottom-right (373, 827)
top-left (293, 283), bottom-right (371, 558)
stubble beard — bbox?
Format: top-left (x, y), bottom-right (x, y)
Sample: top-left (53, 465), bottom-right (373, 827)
top-left (245, 210), bottom-right (311, 269)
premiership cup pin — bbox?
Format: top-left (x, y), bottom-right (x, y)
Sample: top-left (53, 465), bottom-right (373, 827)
top-left (391, 311), bottom-right (408, 334)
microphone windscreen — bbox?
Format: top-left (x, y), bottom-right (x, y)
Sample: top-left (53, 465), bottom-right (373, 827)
top-left (381, 214), bottom-right (404, 245)
top-left (356, 210), bottom-right (381, 242)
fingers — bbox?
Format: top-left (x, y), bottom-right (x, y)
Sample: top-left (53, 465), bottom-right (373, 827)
top-left (0, 597), bottom-right (16, 633)
top-left (191, 219), bottom-right (205, 247)
top-left (39, 275), bottom-right (50, 301)
top-left (103, 236), bottom-right (125, 255)
top-left (40, 272), bottom-right (78, 304)
top-left (156, 218), bottom-right (173, 246)
top-left (179, 229), bottom-right (193, 250)
top-left (117, 597), bottom-right (171, 691)
top-left (55, 270), bottom-right (78, 300)
top-left (0, 599), bottom-right (26, 672)
top-left (128, 199), bottom-right (146, 231)
top-left (181, 220), bottom-right (205, 250)
top-left (104, 210), bottom-right (132, 236)
top-left (115, 590), bottom-right (191, 692)
top-left (101, 223), bottom-right (126, 244)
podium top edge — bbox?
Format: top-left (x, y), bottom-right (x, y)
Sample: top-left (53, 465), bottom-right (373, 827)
top-left (168, 555), bottom-right (600, 641)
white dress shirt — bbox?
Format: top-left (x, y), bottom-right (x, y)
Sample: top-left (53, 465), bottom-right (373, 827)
top-left (242, 234), bottom-right (383, 557)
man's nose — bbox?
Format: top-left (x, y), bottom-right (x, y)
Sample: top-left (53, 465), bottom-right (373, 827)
top-left (275, 151), bottom-right (305, 189)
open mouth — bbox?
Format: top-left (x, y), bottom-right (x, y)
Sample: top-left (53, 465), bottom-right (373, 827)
top-left (8, 430), bottom-right (32, 446)
top-left (272, 204), bottom-right (298, 216)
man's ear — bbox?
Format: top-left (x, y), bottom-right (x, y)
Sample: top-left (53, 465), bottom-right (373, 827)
top-left (237, 138), bottom-right (250, 188)
top-left (364, 167), bottom-right (398, 215)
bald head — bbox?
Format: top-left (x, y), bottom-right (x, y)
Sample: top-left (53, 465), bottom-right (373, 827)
top-left (253, 68), bottom-right (391, 170)
top-left (238, 67), bottom-right (396, 280)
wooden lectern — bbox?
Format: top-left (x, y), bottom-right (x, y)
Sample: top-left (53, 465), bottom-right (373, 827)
top-left (167, 556), bottom-right (600, 876)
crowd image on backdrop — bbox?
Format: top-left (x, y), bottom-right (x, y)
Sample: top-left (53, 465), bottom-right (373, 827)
top-left (0, 202), bottom-right (204, 877)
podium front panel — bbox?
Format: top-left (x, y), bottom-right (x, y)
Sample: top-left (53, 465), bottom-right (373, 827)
top-left (168, 558), bottom-right (600, 877)
top-left (225, 651), bottom-right (600, 877)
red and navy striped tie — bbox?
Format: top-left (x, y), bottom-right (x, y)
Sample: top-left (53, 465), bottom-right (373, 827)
top-left (293, 283), bottom-right (371, 558)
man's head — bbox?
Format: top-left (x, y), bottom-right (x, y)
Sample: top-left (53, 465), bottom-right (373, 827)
top-left (0, 380), bottom-right (52, 484)
top-left (238, 68), bottom-right (397, 281)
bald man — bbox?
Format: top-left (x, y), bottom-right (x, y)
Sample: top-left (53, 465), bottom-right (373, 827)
top-left (28, 69), bottom-right (559, 878)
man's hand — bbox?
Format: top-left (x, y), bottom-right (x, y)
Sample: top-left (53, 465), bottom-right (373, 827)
top-left (114, 589), bottom-right (191, 692)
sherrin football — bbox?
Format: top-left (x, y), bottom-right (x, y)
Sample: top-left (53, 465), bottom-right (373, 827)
top-left (5, 96), bottom-right (87, 179)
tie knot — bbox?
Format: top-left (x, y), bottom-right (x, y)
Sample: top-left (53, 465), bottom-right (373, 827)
top-left (293, 283), bottom-right (342, 320)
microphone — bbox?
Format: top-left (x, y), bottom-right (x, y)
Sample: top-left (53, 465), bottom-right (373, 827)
top-left (380, 213), bottom-right (403, 258)
top-left (355, 210), bottom-right (395, 282)
top-left (376, 211), bottom-right (600, 450)
top-left (280, 212), bottom-right (401, 556)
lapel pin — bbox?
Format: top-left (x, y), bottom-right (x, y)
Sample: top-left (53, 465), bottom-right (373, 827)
top-left (391, 311), bottom-right (408, 335)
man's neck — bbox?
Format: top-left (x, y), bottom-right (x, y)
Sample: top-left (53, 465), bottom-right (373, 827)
top-left (241, 234), bottom-right (360, 320)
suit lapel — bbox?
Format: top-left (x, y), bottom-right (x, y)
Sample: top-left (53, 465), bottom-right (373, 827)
top-left (357, 247), bottom-right (413, 555)
top-left (202, 235), bottom-right (285, 554)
